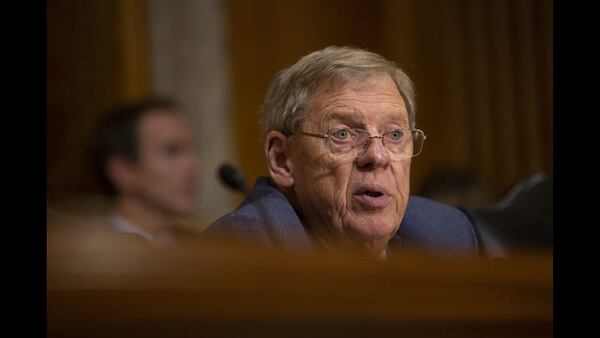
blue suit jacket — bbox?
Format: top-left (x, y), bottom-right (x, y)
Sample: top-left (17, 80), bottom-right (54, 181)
top-left (205, 177), bottom-right (478, 256)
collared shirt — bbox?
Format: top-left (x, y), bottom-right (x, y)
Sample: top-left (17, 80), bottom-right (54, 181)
top-left (109, 213), bottom-right (176, 248)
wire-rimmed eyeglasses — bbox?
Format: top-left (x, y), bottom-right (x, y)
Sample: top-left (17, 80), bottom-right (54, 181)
top-left (294, 127), bottom-right (426, 158)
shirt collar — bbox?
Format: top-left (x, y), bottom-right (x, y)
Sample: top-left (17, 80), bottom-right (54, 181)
top-left (109, 212), bottom-right (172, 247)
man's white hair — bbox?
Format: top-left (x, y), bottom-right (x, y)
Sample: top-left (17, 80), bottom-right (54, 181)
top-left (260, 46), bottom-right (416, 141)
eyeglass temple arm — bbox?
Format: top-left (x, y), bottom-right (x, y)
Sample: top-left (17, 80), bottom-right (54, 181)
top-left (295, 131), bottom-right (329, 139)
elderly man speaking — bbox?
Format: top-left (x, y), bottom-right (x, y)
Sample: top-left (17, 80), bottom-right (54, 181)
top-left (205, 46), bottom-right (478, 257)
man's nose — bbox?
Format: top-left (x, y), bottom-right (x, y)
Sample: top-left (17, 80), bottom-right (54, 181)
top-left (355, 137), bottom-right (390, 170)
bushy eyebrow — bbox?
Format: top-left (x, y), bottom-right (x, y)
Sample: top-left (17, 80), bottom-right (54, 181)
top-left (323, 111), bottom-right (365, 124)
top-left (322, 110), bottom-right (408, 128)
top-left (380, 114), bottom-right (409, 128)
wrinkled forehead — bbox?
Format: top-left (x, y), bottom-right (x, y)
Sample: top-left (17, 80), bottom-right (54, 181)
top-left (306, 74), bottom-right (409, 128)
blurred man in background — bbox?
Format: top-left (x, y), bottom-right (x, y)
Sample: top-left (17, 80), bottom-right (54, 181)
top-left (84, 97), bottom-right (201, 247)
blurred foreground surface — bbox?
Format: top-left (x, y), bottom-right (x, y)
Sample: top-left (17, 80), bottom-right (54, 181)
top-left (48, 228), bottom-right (552, 338)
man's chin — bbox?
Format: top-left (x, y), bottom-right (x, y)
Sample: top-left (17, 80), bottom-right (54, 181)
top-left (343, 217), bottom-right (398, 247)
top-left (162, 202), bottom-right (196, 217)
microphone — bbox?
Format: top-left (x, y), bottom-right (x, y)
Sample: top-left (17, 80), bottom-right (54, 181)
top-left (217, 162), bottom-right (248, 194)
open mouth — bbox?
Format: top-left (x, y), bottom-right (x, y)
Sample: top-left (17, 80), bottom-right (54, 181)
top-left (354, 183), bottom-right (387, 197)
top-left (362, 190), bottom-right (384, 197)
top-left (354, 185), bottom-right (388, 198)
top-left (353, 184), bottom-right (390, 208)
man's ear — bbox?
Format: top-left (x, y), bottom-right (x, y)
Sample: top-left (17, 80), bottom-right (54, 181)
top-left (265, 131), bottom-right (294, 188)
top-left (106, 155), bottom-right (137, 194)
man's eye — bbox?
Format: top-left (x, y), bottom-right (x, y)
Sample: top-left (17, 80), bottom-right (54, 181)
top-left (388, 130), bottom-right (404, 141)
top-left (163, 144), bottom-right (182, 156)
top-left (332, 129), bottom-right (351, 140)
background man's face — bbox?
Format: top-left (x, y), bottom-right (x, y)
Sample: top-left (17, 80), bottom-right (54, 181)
top-left (288, 75), bottom-right (412, 254)
top-left (129, 110), bottom-right (198, 215)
